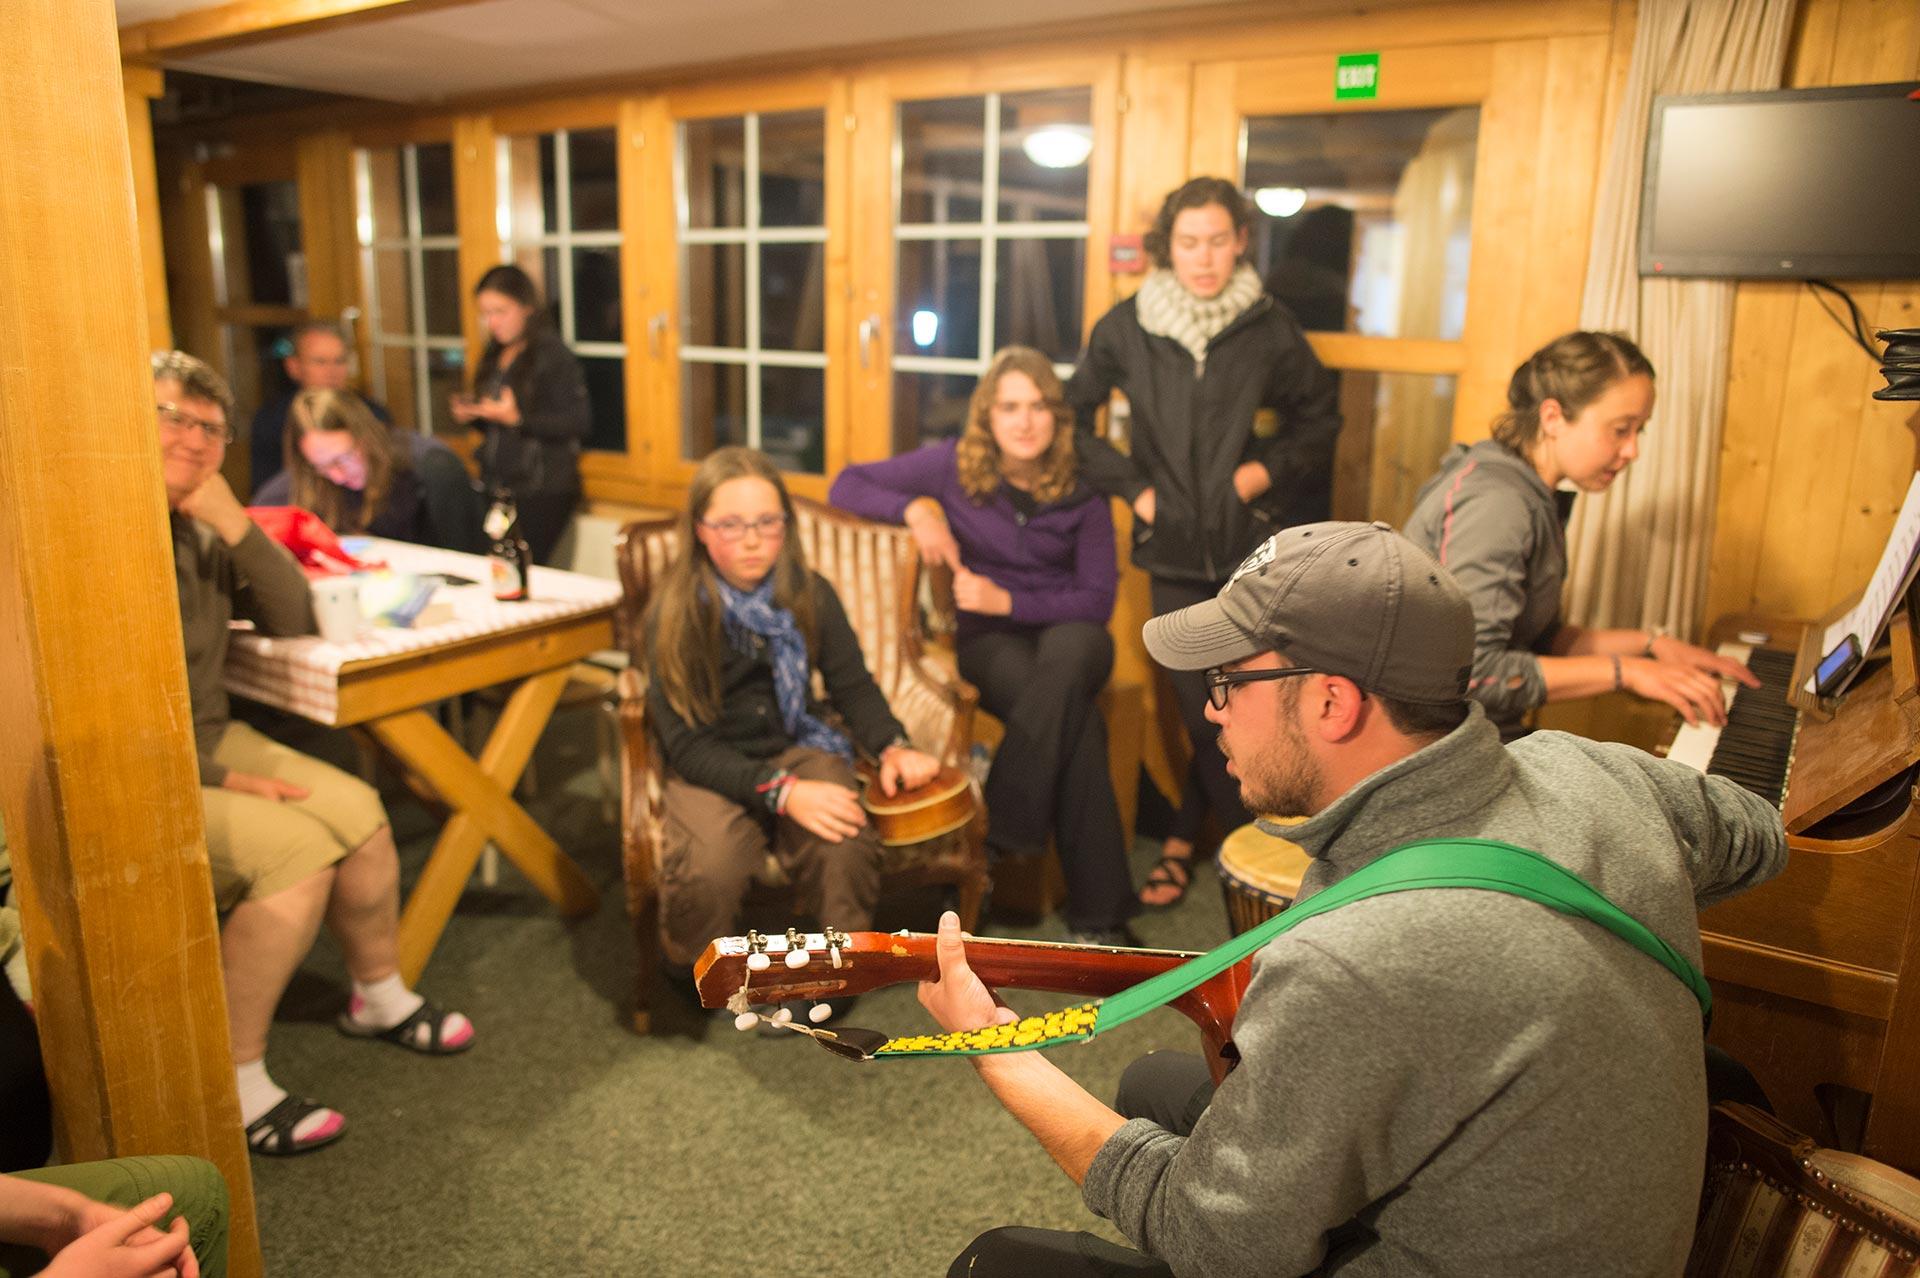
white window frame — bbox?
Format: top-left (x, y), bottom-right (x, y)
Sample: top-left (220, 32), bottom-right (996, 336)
top-left (496, 127), bottom-right (627, 363)
top-left (892, 91), bottom-right (1089, 394)
top-left (675, 110), bottom-right (829, 459)
top-left (355, 143), bottom-right (463, 434)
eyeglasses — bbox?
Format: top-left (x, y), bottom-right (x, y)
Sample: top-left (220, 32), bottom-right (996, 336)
top-left (156, 402), bottom-right (234, 445)
top-left (1203, 664), bottom-right (1324, 711)
top-left (701, 513), bottom-right (788, 543)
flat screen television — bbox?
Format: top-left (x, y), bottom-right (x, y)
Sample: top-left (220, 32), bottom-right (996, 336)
top-left (1639, 81), bottom-right (1920, 279)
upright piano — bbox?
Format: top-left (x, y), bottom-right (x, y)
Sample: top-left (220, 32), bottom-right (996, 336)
top-left (1660, 588), bottom-right (1920, 1172)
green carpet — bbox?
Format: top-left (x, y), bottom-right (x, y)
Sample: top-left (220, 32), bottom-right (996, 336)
top-left (251, 708), bottom-right (1232, 1276)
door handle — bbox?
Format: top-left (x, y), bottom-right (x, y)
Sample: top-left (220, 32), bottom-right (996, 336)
top-left (648, 312), bottom-right (668, 358)
top-left (857, 314), bottom-right (881, 368)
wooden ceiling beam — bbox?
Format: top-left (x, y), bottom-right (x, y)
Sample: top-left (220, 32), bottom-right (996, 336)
top-left (120, 0), bottom-right (481, 60)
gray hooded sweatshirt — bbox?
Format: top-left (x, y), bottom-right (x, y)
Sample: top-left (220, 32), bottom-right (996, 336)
top-left (1403, 440), bottom-right (1568, 737)
top-left (1080, 707), bottom-right (1786, 1277)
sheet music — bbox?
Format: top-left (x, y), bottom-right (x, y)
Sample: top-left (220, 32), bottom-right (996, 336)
top-left (1808, 469), bottom-right (1920, 696)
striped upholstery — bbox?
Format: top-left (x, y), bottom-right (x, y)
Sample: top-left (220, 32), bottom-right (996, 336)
top-left (1688, 1104), bottom-right (1920, 1277)
top-left (613, 499), bottom-right (989, 1032)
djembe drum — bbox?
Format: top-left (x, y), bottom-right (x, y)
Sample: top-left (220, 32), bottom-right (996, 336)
top-left (1216, 819), bottom-right (1312, 936)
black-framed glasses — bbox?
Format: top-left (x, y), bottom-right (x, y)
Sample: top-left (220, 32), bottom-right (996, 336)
top-left (701, 513), bottom-right (788, 543)
top-left (156, 402), bottom-right (234, 446)
top-left (1203, 664), bottom-right (1323, 711)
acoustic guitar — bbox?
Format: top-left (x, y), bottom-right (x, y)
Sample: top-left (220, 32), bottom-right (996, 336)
top-left (857, 764), bottom-right (976, 846)
top-left (693, 928), bottom-right (1252, 1083)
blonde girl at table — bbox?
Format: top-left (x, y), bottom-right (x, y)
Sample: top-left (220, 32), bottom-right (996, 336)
top-left (645, 447), bottom-right (942, 974)
top-left (828, 347), bottom-right (1137, 946)
top-left (251, 389), bottom-right (485, 554)
top-left (153, 352), bottom-right (474, 1158)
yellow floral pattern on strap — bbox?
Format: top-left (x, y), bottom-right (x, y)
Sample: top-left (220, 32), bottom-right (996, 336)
top-left (875, 1003), bottom-right (1102, 1057)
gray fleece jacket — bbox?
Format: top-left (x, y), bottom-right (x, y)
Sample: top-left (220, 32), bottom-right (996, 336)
top-left (1403, 440), bottom-right (1568, 737)
top-left (1081, 707), bottom-right (1786, 1277)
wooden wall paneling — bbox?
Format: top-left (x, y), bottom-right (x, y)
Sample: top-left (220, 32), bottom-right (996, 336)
top-left (634, 93), bottom-right (683, 503)
top-left (4, 1), bottom-right (260, 1273)
top-left (1225, 44), bottom-right (1495, 116)
top-left (821, 76), bottom-right (855, 482)
top-left (1133, 0), bottom-right (1611, 67)
top-left (1704, 282), bottom-right (1799, 623)
top-left (1516, 35), bottom-right (1612, 343)
top-left (1185, 61), bottom-right (1239, 180)
top-left (160, 154), bottom-right (219, 369)
top-left (845, 71), bottom-right (898, 467)
top-left (1114, 55), bottom-right (1193, 250)
top-left (453, 114), bottom-right (497, 379)
top-left (1453, 40), bottom-right (1550, 441)
top-left (615, 96), bottom-right (655, 476)
top-left (489, 93), bottom-right (624, 139)
top-left (1830, 285), bottom-right (1920, 592)
top-left (295, 130), bottom-right (358, 323)
top-left (124, 64), bottom-right (171, 351)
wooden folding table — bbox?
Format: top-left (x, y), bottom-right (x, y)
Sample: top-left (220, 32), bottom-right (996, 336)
top-left (225, 540), bottom-right (615, 982)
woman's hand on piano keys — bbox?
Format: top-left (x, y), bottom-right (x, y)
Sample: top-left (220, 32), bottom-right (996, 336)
top-left (1650, 635), bottom-right (1764, 690)
top-left (1623, 656), bottom-right (1733, 727)
top-left (916, 910), bottom-right (1020, 1037)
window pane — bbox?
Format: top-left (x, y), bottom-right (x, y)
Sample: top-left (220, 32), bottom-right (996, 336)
top-left (994, 238), bottom-right (1085, 363)
top-left (426, 347), bottom-right (466, 438)
top-left (895, 238), bottom-right (981, 359)
top-left (582, 355), bottom-right (627, 452)
top-left (761, 243), bottom-right (824, 352)
top-left (569, 128), bottom-right (620, 232)
top-left (681, 243), bottom-right (746, 349)
top-left (998, 88), bottom-right (1091, 224)
top-left (900, 98), bottom-right (985, 225)
top-left (759, 110), bottom-right (825, 228)
top-left (506, 243), bottom-right (557, 302)
top-left (372, 249), bottom-right (415, 338)
top-left (375, 343), bottom-right (420, 432)
top-left (365, 148), bottom-right (408, 242)
top-left (1329, 371), bottom-right (1457, 527)
top-left (537, 134), bottom-right (562, 236)
top-left (240, 182), bottom-right (302, 306)
top-left (892, 370), bottom-right (978, 454)
top-left (422, 248), bottom-right (463, 339)
top-left (414, 143), bottom-right (456, 237)
top-left (682, 117), bottom-right (746, 230)
top-left (573, 246), bottom-right (623, 344)
top-left (761, 366), bottom-right (825, 474)
top-left (1243, 108), bottom-right (1477, 340)
top-left (682, 360), bottom-right (748, 459)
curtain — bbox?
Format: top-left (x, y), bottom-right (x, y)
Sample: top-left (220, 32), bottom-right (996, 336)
top-left (1562, 0), bottom-right (1795, 635)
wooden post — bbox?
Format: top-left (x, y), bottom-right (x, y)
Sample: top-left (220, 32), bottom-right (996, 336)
top-left (0, 3), bottom-right (261, 1275)
top-left (123, 62), bottom-right (172, 351)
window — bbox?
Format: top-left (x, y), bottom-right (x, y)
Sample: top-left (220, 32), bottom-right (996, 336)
top-left (206, 178), bottom-right (303, 433)
top-left (1242, 107), bottom-right (1478, 340)
top-left (892, 88), bottom-right (1092, 453)
top-left (677, 110), bottom-right (827, 474)
top-left (357, 142), bottom-right (464, 436)
top-left (1332, 372), bottom-right (1458, 527)
top-left (498, 127), bottom-right (627, 453)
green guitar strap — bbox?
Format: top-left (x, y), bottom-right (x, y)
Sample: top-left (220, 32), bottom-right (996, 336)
top-left (872, 836), bottom-right (1710, 1061)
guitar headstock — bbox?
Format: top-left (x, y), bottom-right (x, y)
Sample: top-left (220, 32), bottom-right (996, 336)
top-left (692, 927), bottom-right (932, 1009)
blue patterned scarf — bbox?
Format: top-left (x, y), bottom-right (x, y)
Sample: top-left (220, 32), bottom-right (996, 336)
top-left (716, 576), bottom-right (853, 760)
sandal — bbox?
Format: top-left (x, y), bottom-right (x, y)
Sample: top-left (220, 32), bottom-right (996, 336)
top-left (337, 999), bottom-right (474, 1055)
top-left (1138, 853), bottom-right (1193, 910)
top-left (246, 1095), bottom-right (346, 1156)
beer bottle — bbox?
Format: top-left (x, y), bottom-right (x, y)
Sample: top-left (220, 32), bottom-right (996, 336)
top-left (485, 487), bottom-right (533, 602)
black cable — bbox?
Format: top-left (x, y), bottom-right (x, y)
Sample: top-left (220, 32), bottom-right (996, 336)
top-left (1806, 279), bottom-right (1881, 361)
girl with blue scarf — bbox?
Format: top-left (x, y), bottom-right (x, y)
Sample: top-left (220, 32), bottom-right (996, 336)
top-left (644, 448), bottom-right (941, 974)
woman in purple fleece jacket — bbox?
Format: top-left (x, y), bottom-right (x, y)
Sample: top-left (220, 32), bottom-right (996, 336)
top-left (829, 347), bottom-right (1138, 942)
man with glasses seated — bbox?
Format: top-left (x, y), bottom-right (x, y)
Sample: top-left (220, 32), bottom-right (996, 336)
top-left (920, 520), bottom-right (1787, 1277)
top-left (154, 351), bottom-right (473, 1158)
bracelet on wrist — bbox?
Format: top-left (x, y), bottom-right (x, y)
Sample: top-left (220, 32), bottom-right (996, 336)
top-left (1611, 654), bottom-right (1624, 692)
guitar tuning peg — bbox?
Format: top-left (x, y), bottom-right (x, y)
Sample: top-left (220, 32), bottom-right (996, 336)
top-left (747, 952), bottom-right (771, 972)
top-left (771, 1007), bottom-right (794, 1026)
top-left (809, 1003), bottom-right (832, 1024)
top-left (785, 948), bottom-right (811, 969)
top-left (734, 1011), bottom-right (760, 1032)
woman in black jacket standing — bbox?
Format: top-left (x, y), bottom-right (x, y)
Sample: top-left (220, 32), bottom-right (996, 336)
top-left (452, 264), bottom-right (590, 563)
top-left (1068, 177), bottom-right (1341, 907)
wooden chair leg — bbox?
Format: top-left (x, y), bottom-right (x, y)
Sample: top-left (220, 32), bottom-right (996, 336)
top-left (631, 888), bottom-right (660, 1035)
top-left (955, 867), bottom-right (988, 934)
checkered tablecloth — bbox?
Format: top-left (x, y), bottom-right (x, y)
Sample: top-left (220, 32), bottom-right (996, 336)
top-left (225, 538), bottom-right (621, 725)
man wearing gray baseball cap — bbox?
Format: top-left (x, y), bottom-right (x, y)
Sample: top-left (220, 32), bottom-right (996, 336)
top-left (921, 521), bottom-right (1787, 1278)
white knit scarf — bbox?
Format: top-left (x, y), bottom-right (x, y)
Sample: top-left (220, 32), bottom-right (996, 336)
top-left (1134, 263), bottom-right (1263, 373)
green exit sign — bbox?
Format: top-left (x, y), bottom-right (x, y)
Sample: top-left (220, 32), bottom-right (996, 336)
top-left (1335, 52), bottom-right (1380, 100)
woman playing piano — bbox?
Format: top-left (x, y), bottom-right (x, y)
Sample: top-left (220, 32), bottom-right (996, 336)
top-left (1404, 330), bottom-right (1757, 739)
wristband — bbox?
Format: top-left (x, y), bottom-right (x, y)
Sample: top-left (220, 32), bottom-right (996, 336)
top-left (1611, 654), bottom-right (1624, 692)
top-left (755, 769), bottom-right (796, 815)
top-left (1643, 625), bottom-right (1668, 658)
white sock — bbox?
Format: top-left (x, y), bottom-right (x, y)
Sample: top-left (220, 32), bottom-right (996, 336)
top-left (348, 973), bottom-right (423, 1029)
top-left (235, 1058), bottom-right (339, 1142)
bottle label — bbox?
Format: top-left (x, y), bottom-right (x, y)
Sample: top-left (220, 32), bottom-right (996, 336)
top-left (484, 505), bottom-right (514, 541)
top-left (490, 556), bottom-right (524, 600)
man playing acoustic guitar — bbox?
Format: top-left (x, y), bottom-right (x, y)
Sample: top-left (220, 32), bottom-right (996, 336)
top-left (919, 520), bottom-right (1786, 1277)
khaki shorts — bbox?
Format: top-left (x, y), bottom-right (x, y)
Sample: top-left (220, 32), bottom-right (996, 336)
top-left (201, 721), bottom-right (388, 910)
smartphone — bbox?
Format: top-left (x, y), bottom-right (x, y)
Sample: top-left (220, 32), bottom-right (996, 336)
top-left (427, 571), bottom-right (480, 589)
top-left (1815, 633), bottom-right (1864, 698)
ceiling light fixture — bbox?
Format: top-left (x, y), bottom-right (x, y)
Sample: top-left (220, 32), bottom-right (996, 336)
top-left (1253, 186), bottom-right (1309, 218)
top-left (1022, 125), bottom-right (1094, 170)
